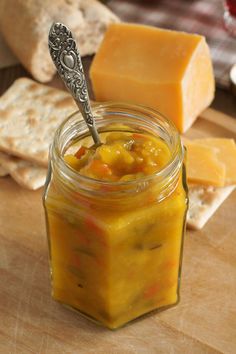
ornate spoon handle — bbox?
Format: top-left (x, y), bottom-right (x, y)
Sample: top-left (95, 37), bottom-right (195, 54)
top-left (48, 22), bottom-right (101, 145)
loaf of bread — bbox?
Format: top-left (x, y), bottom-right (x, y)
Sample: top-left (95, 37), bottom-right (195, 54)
top-left (0, 0), bottom-right (119, 82)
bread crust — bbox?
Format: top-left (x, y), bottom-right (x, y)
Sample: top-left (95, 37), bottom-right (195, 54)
top-left (0, 0), bottom-right (119, 82)
top-left (0, 164), bottom-right (8, 177)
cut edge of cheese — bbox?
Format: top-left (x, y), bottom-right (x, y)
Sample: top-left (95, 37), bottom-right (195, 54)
top-left (181, 38), bottom-right (215, 133)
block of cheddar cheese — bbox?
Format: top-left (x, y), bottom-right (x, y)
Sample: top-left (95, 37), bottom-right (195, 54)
top-left (90, 23), bottom-right (215, 133)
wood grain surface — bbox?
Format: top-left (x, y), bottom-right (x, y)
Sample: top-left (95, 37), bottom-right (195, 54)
top-left (0, 108), bottom-right (235, 354)
top-left (0, 0), bottom-right (235, 349)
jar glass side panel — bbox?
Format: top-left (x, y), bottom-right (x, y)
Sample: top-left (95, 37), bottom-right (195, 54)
top-left (44, 165), bottom-right (187, 329)
top-left (44, 183), bottom-right (111, 325)
top-left (107, 175), bottom-right (187, 328)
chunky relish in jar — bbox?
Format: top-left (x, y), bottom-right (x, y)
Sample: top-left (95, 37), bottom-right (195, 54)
top-left (43, 103), bottom-right (188, 329)
top-left (64, 132), bottom-right (171, 181)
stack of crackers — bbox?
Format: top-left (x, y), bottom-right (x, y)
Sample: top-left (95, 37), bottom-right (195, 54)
top-left (0, 78), bottom-right (77, 189)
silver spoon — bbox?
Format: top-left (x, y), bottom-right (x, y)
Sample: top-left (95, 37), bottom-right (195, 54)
top-left (48, 22), bottom-right (101, 145)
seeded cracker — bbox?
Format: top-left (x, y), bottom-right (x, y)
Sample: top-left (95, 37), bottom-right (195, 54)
top-left (187, 184), bottom-right (235, 230)
top-left (0, 77), bottom-right (77, 167)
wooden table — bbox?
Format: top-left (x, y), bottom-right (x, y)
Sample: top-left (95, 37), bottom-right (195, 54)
top-left (0, 2), bottom-right (236, 350)
top-left (0, 62), bottom-right (236, 353)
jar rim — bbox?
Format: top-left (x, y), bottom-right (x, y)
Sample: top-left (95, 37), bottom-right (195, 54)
top-left (52, 102), bottom-right (184, 189)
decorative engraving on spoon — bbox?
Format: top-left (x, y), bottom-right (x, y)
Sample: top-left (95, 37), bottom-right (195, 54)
top-left (48, 23), bottom-right (100, 144)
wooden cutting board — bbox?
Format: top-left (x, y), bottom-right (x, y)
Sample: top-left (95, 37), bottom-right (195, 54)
top-left (0, 108), bottom-right (235, 354)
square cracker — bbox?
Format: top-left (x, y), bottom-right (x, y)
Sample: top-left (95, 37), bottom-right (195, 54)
top-left (187, 184), bottom-right (235, 230)
top-left (0, 77), bottom-right (77, 167)
top-left (0, 152), bottom-right (47, 190)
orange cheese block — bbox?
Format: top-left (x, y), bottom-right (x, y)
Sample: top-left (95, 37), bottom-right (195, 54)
top-left (185, 143), bottom-right (226, 187)
top-left (191, 138), bottom-right (236, 185)
top-left (90, 23), bottom-right (215, 133)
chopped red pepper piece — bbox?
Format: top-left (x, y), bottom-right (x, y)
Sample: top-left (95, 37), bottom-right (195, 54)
top-left (76, 230), bottom-right (90, 246)
top-left (143, 283), bottom-right (160, 299)
top-left (72, 255), bottom-right (81, 268)
top-left (75, 146), bottom-right (88, 159)
top-left (132, 133), bottom-right (146, 140)
top-left (84, 216), bottom-right (106, 245)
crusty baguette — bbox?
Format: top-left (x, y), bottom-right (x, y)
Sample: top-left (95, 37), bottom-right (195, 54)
top-left (0, 0), bottom-right (119, 82)
top-left (0, 77), bottom-right (77, 166)
top-left (0, 152), bottom-right (46, 190)
top-left (0, 33), bottom-right (18, 69)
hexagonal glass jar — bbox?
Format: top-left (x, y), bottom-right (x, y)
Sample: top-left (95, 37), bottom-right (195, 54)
top-left (43, 103), bottom-right (188, 329)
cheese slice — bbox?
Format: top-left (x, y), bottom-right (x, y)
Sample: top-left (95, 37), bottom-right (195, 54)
top-left (185, 143), bottom-right (225, 187)
top-left (192, 138), bottom-right (236, 185)
top-left (90, 23), bottom-right (215, 133)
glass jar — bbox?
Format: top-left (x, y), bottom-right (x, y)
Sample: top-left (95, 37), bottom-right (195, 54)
top-left (43, 102), bottom-right (188, 329)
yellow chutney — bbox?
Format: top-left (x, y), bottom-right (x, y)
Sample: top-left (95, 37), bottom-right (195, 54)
top-left (43, 103), bottom-right (188, 329)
